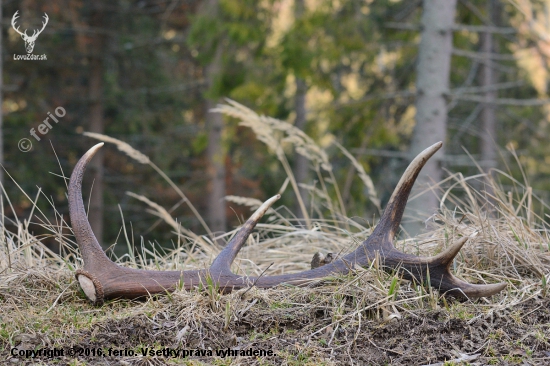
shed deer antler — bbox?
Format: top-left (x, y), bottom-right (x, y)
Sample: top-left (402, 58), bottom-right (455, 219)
top-left (69, 142), bottom-right (506, 305)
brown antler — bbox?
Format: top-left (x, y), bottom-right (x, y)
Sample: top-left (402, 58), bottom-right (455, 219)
top-left (69, 142), bottom-right (506, 305)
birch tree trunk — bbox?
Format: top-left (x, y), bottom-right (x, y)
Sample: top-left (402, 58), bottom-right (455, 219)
top-left (480, 0), bottom-right (500, 171)
top-left (408, 0), bottom-right (457, 229)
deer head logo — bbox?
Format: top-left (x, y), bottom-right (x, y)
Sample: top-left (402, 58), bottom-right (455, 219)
top-left (11, 11), bottom-right (49, 54)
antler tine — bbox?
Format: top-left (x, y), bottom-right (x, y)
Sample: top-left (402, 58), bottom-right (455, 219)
top-left (210, 195), bottom-right (280, 275)
top-left (68, 143), bottom-right (117, 273)
top-left (426, 237), bottom-right (507, 297)
top-left (367, 141), bottom-right (443, 250)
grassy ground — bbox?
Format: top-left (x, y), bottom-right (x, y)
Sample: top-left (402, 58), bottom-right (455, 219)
top-left (1, 266), bottom-right (549, 365)
top-left (1, 103), bottom-right (550, 365)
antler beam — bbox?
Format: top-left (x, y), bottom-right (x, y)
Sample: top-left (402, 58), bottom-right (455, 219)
top-left (69, 142), bottom-right (506, 305)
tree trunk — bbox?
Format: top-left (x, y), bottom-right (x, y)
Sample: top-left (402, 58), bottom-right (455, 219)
top-left (293, 77), bottom-right (309, 218)
top-left (205, 35), bottom-right (226, 236)
top-left (480, 0), bottom-right (500, 171)
top-left (292, 0), bottom-right (309, 219)
top-left (88, 8), bottom-right (105, 244)
top-left (408, 0), bottom-right (457, 232)
top-left (205, 99), bottom-right (226, 235)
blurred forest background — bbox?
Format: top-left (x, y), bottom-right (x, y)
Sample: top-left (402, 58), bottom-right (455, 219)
top-left (2, 0), bottom-right (550, 253)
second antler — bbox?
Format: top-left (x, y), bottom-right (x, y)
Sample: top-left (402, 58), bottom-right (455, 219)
top-left (69, 142), bottom-right (506, 305)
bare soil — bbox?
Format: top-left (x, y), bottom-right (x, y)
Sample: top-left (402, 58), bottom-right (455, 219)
top-left (3, 269), bottom-right (549, 365)
top-left (63, 297), bottom-right (550, 365)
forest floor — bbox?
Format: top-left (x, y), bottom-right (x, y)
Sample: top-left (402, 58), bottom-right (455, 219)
top-left (1, 265), bottom-right (549, 365)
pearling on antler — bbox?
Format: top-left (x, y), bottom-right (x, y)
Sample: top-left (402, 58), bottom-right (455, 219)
top-left (69, 142), bottom-right (506, 305)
